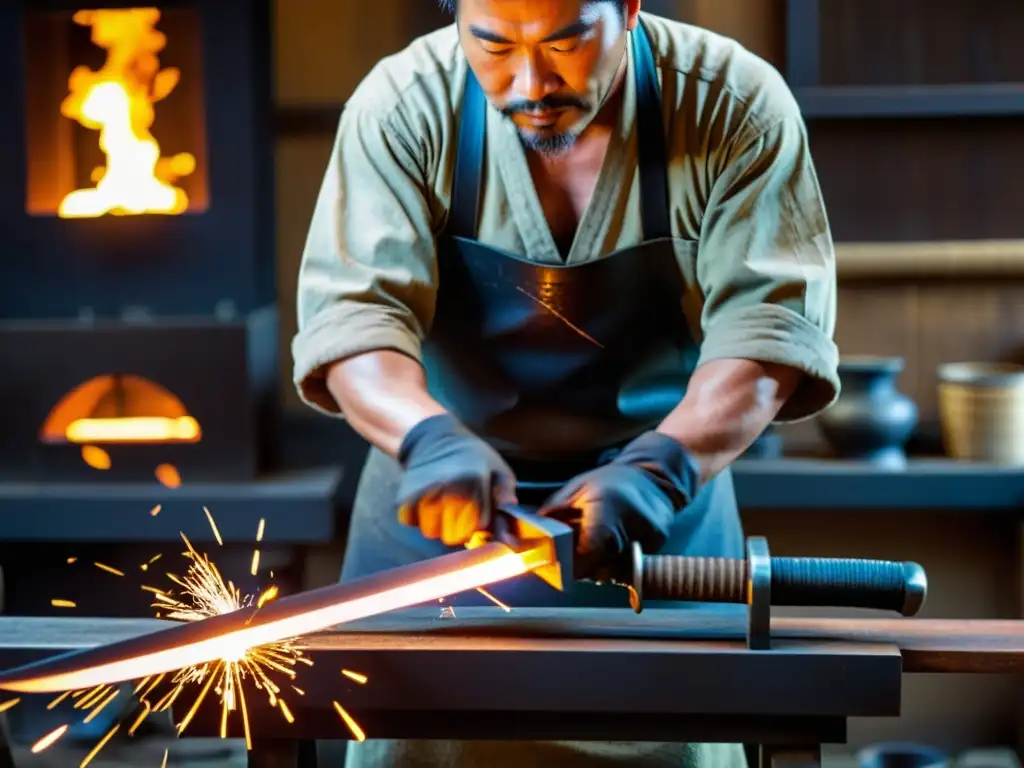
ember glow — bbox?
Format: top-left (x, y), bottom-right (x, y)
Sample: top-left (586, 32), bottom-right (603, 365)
top-left (66, 416), bottom-right (201, 444)
top-left (58, 8), bottom-right (196, 218)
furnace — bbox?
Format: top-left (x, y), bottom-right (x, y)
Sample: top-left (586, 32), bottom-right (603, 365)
top-left (0, 2), bottom-right (335, 528)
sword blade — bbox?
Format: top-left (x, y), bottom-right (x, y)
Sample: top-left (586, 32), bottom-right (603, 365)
top-left (0, 542), bottom-right (552, 693)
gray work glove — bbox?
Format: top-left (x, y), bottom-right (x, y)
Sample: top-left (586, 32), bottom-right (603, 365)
top-left (396, 414), bottom-right (517, 547)
top-left (540, 431), bottom-right (700, 581)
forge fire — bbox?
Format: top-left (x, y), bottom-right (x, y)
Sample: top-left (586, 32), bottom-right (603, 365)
top-left (59, 7), bottom-right (196, 218)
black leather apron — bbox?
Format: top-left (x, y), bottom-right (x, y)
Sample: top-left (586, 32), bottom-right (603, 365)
top-left (341, 22), bottom-right (744, 609)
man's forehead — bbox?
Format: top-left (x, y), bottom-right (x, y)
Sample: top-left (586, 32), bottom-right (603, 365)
top-left (468, 0), bottom-right (618, 41)
top-left (461, 0), bottom-right (606, 37)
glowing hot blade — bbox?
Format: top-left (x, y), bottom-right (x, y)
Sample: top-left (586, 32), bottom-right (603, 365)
top-left (0, 543), bottom-right (552, 693)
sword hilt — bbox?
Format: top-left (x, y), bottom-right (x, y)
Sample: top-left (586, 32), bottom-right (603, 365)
top-left (624, 542), bottom-right (927, 617)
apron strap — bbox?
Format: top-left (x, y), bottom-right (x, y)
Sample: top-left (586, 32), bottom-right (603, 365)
top-left (446, 18), bottom-right (671, 241)
top-left (631, 20), bottom-right (672, 241)
top-left (447, 68), bottom-right (487, 240)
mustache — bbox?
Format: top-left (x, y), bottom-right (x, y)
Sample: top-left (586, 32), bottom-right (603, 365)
top-left (500, 95), bottom-right (590, 116)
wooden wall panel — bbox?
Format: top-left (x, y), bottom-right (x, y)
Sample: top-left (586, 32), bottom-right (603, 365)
top-left (275, 134), bottom-right (335, 412)
top-left (818, 0), bottom-right (1024, 86)
top-left (810, 118), bottom-right (1024, 242)
top-left (683, 0), bottom-right (784, 68)
top-left (273, 0), bottom-right (447, 104)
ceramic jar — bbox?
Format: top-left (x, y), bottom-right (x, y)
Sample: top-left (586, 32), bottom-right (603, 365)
top-left (817, 356), bottom-right (918, 468)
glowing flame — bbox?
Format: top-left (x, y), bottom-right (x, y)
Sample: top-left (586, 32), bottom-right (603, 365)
top-left (58, 8), bottom-right (195, 218)
top-left (66, 416), bottom-right (200, 444)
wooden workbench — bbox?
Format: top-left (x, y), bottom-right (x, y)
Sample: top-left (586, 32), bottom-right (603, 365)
top-left (0, 608), bottom-right (1019, 767)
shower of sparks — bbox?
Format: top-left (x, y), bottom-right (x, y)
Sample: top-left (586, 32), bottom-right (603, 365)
top-left (32, 506), bottom-right (370, 765)
top-left (146, 532), bottom-right (313, 747)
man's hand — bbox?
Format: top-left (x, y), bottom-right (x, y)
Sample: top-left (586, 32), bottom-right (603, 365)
top-left (396, 414), bottom-right (518, 547)
top-left (540, 432), bottom-right (700, 580)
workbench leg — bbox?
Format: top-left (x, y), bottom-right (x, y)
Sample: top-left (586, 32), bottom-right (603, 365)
top-left (759, 745), bottom-right (822, 768)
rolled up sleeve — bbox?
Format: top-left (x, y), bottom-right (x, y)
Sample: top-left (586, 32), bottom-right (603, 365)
top-left (695, 113), bottom-right (840, 422)
top-left (291, 104), bottom-right (438, 415)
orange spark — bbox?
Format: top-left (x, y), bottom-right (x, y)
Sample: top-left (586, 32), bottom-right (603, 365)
top-left (155, 464), bottom-right (181, 488)
top-left (80, 446), bottom-right (111, 471)
top-left (475, 587), bottom-right (511, 612)
top-left (79, 723), bottom-right (119, 767)
top-left (93, 562), bottom-right (124, 577)
top-left (46, 691), bottom-right (72, 710)
top-left (51, 599), bottom-right (77, 609)
top-left (141, 554), bottom-right (162, 572)
top-left (203, 507), bottom-right (223, 546)
top-left (30, 724), bottom-right (67, 753)
top-left (341, 670), bottom-right (367, 685)
top-left (333, 701), bottom-right (366, 741)
top-left (150, 504), bottom-right (162, 517)
top-left (257, 585), bottom-right (278, 609)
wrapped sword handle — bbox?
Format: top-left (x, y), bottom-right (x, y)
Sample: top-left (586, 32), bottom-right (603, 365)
top-left (626, 543), bottom-right (927, 616)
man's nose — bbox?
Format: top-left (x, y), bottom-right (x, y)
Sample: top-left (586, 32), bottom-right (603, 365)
top-left (514, 50), bottom-right (557, 103)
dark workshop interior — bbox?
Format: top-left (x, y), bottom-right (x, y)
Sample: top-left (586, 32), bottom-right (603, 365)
top-left (0, 0), bottom-right (1022, 766)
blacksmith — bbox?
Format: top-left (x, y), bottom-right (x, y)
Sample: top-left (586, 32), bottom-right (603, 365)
top-left (293, 0), bottom-right (840, 765)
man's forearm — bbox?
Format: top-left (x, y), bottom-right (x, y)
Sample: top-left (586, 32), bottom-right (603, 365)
top-left (325, 350), bottom-right (448, 459)
top-left (656, 358), bottom-right (803, 483)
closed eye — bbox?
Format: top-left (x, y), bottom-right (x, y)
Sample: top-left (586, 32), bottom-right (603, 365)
top-left (550, 38), bottom-right (581, 54)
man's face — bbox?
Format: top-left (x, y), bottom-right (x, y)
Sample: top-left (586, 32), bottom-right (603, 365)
top-left (457, 0), bottom-right (638, 153)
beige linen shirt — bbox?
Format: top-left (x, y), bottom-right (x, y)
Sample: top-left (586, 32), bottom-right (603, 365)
top-left (293, 12), bottom-right (840, 423)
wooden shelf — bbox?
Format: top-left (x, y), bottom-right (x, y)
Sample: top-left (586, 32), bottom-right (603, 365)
top-left (835, 240), bottom-right (1024, 280)
top-left (733, 459), bottom-right (1024, 511)
top-left (795, 83), bottom-right (1024, 119)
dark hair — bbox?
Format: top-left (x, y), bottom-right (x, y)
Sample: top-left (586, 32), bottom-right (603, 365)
top-left (438, 0), bottom-right (622, 13)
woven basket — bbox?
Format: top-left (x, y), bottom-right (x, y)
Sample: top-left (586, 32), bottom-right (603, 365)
top-left (937, 362), bottom-right (1024, 464)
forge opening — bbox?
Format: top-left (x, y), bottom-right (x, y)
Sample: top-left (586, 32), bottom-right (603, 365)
top-left (23, 6), bottom-right (209, 218)
top-left (41, 373), bottom-right (202, 445)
